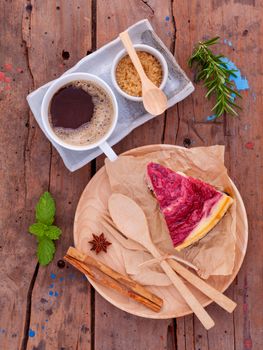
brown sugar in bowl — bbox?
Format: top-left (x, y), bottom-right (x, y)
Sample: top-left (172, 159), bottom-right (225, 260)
top-left (111, 44), bottom-right (168, 102)
top-left (116, 51), bottom-right (162, 97)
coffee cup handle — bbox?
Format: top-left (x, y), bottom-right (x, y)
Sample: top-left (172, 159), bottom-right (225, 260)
top-left (99, 141), bottom-right (118, 161)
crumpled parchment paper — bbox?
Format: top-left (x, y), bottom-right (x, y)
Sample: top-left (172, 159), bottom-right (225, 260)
top-left (104, 145), bottom-right (236, 285)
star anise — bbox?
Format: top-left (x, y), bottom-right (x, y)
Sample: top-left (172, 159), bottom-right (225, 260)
top-left (89, 233), bottom-right (111, 254)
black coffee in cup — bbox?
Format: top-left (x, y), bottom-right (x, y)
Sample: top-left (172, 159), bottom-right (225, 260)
top-left (49, 80), bottom-right (114, 146)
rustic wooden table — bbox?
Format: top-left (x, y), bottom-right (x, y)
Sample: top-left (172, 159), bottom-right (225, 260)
top-left (1, 1), bottom-right (262, 349)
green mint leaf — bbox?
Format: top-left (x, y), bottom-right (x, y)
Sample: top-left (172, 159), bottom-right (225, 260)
top-left (29, 222), bottom-right (48, 237)
top-left (37, 237), bottom-right (55, 266)
top-left (45, 225), bottom-right (61, 240)
top-left (36, 192), bottom-right (55, 225)
top-left (29, 191), bottom-right (61, 266)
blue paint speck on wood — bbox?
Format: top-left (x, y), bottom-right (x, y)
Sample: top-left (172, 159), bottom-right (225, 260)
top-left (50, 273), bottom-right (56, 279)
top-left (49, 283), bottom-right (54, 288)
top-left (220, 57), bottom-right (249, 90)
top-left (42, 326), bottom-right (45, 330)
top-left (49, 291), bottom-right (54, 296)
top-left (59, 277), bottom-right (64, 282)
top-left (165, 16), bottom-right (170, 21)
top-left (206, 114), bottom-right (217, 121)
top-left (29, 329), bottom-right (35, 337)
top-left (54, 291), bottom-right (59, 297)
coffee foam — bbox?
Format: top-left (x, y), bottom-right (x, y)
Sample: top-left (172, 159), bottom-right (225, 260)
top-left (49, 80), bottom-right (114, 146)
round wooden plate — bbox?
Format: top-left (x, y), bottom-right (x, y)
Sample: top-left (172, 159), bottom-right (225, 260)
top-left (74, 145), bottom-right (248, 319)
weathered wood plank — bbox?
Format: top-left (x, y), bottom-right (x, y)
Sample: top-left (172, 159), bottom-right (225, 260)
top-left (28, 164), bottom-right (93, 350)
top-left (95, 1), bottom-right (177, 349)
top-left (172, 0), bottom-right (263, 349)
top-left (1, 0), bottom-right (262, 349)
top-left (95, 294), bottom-right (175, 350)
top-left (223, 1), bottom-right (263, 348)
top-left (24, 1), bottom-right (93, 349)
top-left (168, 0), bottom-right (235, 346)
top-left (96, 0), bottom-right (175, 169)
top-left (0, 1), bottom-right (52, 349)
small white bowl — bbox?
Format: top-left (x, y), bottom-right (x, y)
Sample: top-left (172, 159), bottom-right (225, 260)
top-left (111, 44), bottom-right (168, 102)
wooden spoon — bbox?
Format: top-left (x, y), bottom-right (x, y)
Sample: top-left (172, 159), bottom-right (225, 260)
top-left (108, 193), bottom-right (215, 330)
top-left (104, 209), bottom-right (236, 313)
top-left (119, 31), bottom-right (168, 116)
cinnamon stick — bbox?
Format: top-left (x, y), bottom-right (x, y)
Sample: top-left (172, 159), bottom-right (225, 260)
top-left (64, 247), bottom-right (163, 312)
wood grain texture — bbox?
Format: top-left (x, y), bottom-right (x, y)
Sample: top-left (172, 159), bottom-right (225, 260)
top-left (170, 0), bottom-right (263, 349)
top-left (0, 1), bottom-right (51, 349)
top-left (0, 0), bottom-right (262, 349)
top-left (94, 1), bottom-right (176, 348)
top-left (23, 1), bottom-right (94, 349)
top-left (95, 293), bottom-right (174, 350)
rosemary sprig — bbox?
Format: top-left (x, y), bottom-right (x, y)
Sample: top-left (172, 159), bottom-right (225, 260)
top-left (188, 37), bottom-right (242, 118)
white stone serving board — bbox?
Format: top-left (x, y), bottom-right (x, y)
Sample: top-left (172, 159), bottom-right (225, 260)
top-left (27, 19), bottom-right (194, 171)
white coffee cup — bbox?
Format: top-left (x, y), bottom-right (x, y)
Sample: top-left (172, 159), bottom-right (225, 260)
top-left (41, 72), bottom-right (118, 161)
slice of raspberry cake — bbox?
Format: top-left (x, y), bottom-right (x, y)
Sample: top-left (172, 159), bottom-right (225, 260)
top-left (146, 162), bottom-right (233, 251)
